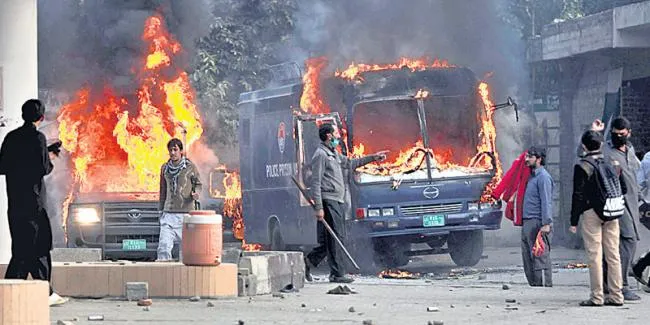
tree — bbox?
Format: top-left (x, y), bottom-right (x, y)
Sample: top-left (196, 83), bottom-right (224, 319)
top-left (191, 0), bottom-right (298, 146)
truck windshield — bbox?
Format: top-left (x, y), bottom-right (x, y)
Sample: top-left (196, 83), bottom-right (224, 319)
top-left (350, 97), bottom-right (490, 182)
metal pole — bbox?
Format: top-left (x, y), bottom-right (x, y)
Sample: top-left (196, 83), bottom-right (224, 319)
top-left (416, 98), bottom-right (433, 182)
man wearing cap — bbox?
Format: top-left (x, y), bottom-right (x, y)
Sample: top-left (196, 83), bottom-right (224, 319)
top-left (521, 146), bottom-right (555, 287)
top-left (0, 99), bottom-right (67, 306)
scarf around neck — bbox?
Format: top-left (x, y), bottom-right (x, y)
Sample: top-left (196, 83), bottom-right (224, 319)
top-left (164, 156), bottom-right (188, 194)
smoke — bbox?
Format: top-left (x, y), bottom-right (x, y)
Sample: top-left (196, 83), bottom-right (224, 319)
top-left (39, 0), bottom-right (213, 93)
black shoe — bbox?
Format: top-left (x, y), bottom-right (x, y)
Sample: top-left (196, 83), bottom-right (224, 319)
top-left (579, 300), bottom-right (603, 307)
top-left (304, 257), bottom-right (313, 282)
top-left (631, 263), bottom-right (648, 286)
top-left (623, 290), bottom-right (641, 301)
top-left (329, 275), bottom-right (354, 283)
top-left (604, 299), bottom-right (623, 307)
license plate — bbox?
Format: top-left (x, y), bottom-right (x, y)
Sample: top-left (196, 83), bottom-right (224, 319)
top-left (122, 239), bottom-right (147, 251)
top-left (423, 215), bottom-right (445, 227)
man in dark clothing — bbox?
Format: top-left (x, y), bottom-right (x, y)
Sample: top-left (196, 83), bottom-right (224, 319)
top-left (521, 146), bottom-right (554, 287)
top-left (304, 123), bottom-right (387, 283)
top-left (570, 130), bottom-right (624, 307)
top-left (581, 118), bottom-right (642, 301)
top-left (0, 99), bottom-right (67, 306)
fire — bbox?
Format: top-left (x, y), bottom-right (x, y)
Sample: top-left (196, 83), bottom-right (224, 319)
top-left (378, 269), bottom-right (420, 279)
top-left (57, 15), bottom-right (203, 193)
top-left (299, 56), bottom-right (331, 114)
top-left (477, 82), bottom-right (502, 201)
top-left (242, 241), bottom-right (262, 252)
top-left (336, 57), bottom-right (453, 81)
top-left (221, 171), bottom-right (244, 240)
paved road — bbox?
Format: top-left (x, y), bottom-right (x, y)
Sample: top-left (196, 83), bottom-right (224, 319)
top-left (50, 247), bottom-right (650, 324)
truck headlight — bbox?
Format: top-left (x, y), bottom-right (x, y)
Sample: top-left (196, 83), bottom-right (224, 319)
top-left (368, 208), bottom-right (381, 217)
top-left (468, 202), bottom-right (480, 211)
top-left (75, 207), bottom-right (100, 224)
top-left (382, 208), bottom-right (395, 216)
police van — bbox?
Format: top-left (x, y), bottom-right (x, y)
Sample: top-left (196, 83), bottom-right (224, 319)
top-left (238, 62), bottom-right (504, 270)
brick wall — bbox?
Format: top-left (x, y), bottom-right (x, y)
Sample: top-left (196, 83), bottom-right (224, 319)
top-left (621, 77), bottom-right (650, 156)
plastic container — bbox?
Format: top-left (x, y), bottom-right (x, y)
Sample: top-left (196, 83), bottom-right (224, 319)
top-left (182, 210), bottom-right (223, 266)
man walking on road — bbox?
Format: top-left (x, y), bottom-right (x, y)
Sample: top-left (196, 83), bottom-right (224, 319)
top-left (157, 138), bottom-right (202, 261)
top-left (304, 123), bottom-right (387, 283)
top-left (521, 146), bottom-right (554, 287)
top-left (583, 118), bottom-right (642, 301)
top-left (0, 99), bottom-right (67, 306)
top-left (570, 130), bottom-right (625, 307)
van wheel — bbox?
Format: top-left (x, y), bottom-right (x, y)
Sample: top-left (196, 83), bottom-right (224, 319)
top-left (270, 224), bottom-right (286, 251)
top-left (448, 230), bottom-right (484, 267)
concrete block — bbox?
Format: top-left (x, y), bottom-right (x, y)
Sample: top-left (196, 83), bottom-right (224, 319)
top-left (126, 282), bottom-right (149, 301)
top-left (51, 248), bottom-right (102, 262)
top-left (238, 274), bottom-right (258, 297)
top-left (239, 251), bottom-right (305, 296)
top-left (222, 247), bottom-right (242, 265)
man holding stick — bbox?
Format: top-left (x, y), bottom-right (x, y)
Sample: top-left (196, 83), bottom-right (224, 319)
top-left (304, 123), bottom-right (387, 283)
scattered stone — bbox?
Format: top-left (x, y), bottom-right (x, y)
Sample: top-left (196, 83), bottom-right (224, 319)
top-left (88, 315), bottom-right (104, 321)
top-left (280, 284), bottom-right (298, 293)
top-left (450, 304), bottom-right (455, 308)
top-left (142, 307), bottom-right (150, 312)
top-left (428, 321), bottom-right (444, 325)
top-left (125, 282), bottom-right (149, 301)
top-left (137, 299), bottom-right (153, 307)
top-left (238, 321), bottom-right (245, 325)
top-left (72, 318), bottom-right (80, 322)
top-left (485, 305), bottom-right (490, 309)
top-left (426, 306), bottom-right (440, 312)
top-left (478, 275), bottom-right (487, 280)
top-left (57, 321), bottom-right (74, 325)
top-left (189, 296), bottom-right (201, 302)
top-left (537, 310), bottom-right (547, 314)
top-left (502, 284), bottom-right (510, 290)
top-left (207, 302), bottom-right (215, 307)
top-left (505, 306), bottom-right (519, 311)
top-left (425, 280), bottom-right (432, 284)
top-left (349, 306), bottom-right (356, 313)
top-left (272, 293), bottom-right (285, 299)
top-left (505, 299), bottom-right (516, 303)
top-left (362, 320), bottom-right (374, 325)
top-left (301, 304), bottom-right (306, 308)
top-left (373, 303), bottom-right (377, 307)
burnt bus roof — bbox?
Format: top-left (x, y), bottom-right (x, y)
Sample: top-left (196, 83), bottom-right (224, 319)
top-left (238, 66), bottom-right (479, 107)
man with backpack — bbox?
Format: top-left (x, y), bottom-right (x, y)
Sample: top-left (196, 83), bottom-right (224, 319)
top-left (580, 117), bottom-right (642, 301)
top-left (570, 130), bottom-right (626, 306)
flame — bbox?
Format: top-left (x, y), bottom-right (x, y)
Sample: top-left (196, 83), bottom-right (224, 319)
top-left (57, 15), bottom-right (203, 193)
top-left (299, 56), bottom-right (331, 114)
top-left (336, 57), bottom-right (453, 81)
top-left (221, 171), bottom-right (244, 239)
top-left (242, 240), bottom-right (262, 252)
top-left (476, 82), bottom-right (502, 202)
top-left (378, 269), bottom-right (420, 279)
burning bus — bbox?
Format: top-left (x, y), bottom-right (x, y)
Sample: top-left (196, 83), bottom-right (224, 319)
top-left (239, 58), bottom-right (506, 268)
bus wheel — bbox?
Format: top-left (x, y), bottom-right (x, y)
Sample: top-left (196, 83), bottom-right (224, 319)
top-left (448, 230), bottom-right (484, 267)
top-left (270, 224), bottom-right (286, 251)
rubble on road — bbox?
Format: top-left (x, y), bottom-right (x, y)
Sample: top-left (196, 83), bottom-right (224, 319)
top-left (502, 284), bottom-right (510, 290)
top-left (189, 296), bottom-right (201, 302)
top-left (426, 306), bottom-right (440, 312)
top-left (565, 263), bottom-right (589, 269)
top-left (378, 269), bottom-right (420, 279)
top-left (505, 299), bottom-right (516, 303)
top-left (57, 321), bottom-right (74, 325)
top-left (137, 299), bottom-right (152, 306)
top-left (327, 285), bottom-right (357, 295)
top-left (428, 321), bottom-right (444, 325)
top-left (88, 315), bottom-right (104, 321)
top-left (349, 306), bottom-right (356, 312)
top-left (142, 307), bottom-right (150, 311)
top-left (207, 301), bottom-right (215, 307)
top-left (362, 320), bottom-right (373, 325)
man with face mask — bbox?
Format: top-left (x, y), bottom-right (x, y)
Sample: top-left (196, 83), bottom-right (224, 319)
top-left (521, 147), bottom-right (555, 287)
top-left (581, 117), bottom-right (642, 301)
top-left (304, 123), bottom-right (387, 283)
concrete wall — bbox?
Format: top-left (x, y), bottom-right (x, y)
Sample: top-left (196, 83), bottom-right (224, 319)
top-left (0, 0), bottom-right (38, 263)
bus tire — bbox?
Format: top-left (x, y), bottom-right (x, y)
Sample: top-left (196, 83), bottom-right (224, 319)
top-left (269, 223), bottom-right (286, 251)
top-left (448, 230), bottom-right (484, 267)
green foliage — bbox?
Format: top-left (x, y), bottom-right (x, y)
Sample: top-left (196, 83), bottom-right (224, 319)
top-left (191, 0), bottom-right (298, 146)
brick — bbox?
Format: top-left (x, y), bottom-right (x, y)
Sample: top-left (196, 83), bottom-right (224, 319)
top-left (126, 282), bottom-right (149, 301)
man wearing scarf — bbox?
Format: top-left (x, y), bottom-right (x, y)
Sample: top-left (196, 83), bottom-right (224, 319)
top-left (157, 138), bottom-right (202, 261)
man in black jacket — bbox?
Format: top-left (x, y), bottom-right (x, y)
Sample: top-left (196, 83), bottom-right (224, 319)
top-left (0, 99), bottom-right (67, 306)
top-left (570, 130), bottom-right (624, 307)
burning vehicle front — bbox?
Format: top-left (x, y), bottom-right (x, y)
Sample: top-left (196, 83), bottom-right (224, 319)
top-left (239, 58), bottom-right (507, 269)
